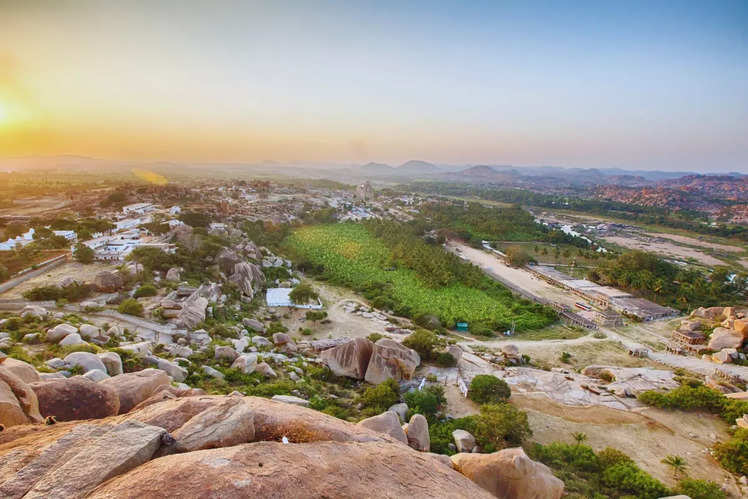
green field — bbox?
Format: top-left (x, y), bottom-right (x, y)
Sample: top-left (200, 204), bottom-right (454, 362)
top-left (284, 223), bottom-right (554, 331)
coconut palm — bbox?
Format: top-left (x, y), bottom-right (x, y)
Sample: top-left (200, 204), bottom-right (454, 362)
top-left (661, 455), bottom-right (687, 479)
top-left (572, 432), bottom-right (587, 446)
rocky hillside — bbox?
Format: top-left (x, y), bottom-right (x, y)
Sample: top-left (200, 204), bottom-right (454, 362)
top-left (0, 359), bottom-right (563, 498)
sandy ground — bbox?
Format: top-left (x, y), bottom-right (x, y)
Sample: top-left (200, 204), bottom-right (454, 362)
top-left (278, 280), bottom-right (410, 342)
top-left (654, 232), bottom-right (745, 253)
top-left (603, 235), bottom-right (728, 267)
top-left (0, 261), bottom-right (118, 299)
top-left (446, 241), bottom-right (581, 308)
top-left (0, 196), bottom-right (71, 217)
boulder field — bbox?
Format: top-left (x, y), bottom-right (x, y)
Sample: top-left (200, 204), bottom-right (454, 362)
top-left (0, 393), bottom-right (562, 498)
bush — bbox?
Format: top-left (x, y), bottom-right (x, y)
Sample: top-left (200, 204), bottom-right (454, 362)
top-left (468, 375), bottom-right (511, 404)
top-left (713, 428), bottom-right (748, 475)
top-left (73, 243), bottom-right (94, 264)
top-left (358, 379), bottom-right (400, 415)
top-left (531, 442), bottom-right (600, 473)
top-left (404, 385), bottom-right (445, 421)
top-left (429, 416), bottom-right (478, 455)
top-left (402, 329), bottom-right (442, 360)
top-left (133, 284), bottom-right (158, 298)
top-left (367, 332), bottom-right (384, 343)
top-left (639, 384), bottom-right (748, 424)
top-left (118, 298), bottom-right (144, 316)
top-left (674, 478), bottom-right (726, 499)
top-left (305, 310), bottom-right (327, 322)
top-left (601, 462), bottom-right (670, 499)
top-left (472, 403), bottom-right (532, 451)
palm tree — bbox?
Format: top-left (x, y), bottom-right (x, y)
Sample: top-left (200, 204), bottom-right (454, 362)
top-left (572, 432), bottom-right (587, 446)
top-left (661, 455), bottom-right (687, 479)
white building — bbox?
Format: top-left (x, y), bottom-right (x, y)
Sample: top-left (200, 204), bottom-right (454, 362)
top-left (122, 203), bottom-right (155, 216)
top-left (53, 230), bottom-right (77, 241)
top-left (0, 228), bottom-right (35, 251)
top-left (115, 216), bottom-right (152, 232)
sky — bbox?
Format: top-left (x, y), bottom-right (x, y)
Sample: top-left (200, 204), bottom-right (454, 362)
top-left (0, 0), bottom-right (747, 172)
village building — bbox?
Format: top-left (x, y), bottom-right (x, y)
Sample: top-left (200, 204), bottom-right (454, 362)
top-left (122, 202), bottom-right (155, 216)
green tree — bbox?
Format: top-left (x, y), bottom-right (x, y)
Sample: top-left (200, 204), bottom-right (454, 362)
top-left (472, 403), bottom-right (532, 451)
top-left (289, 282), bottom-right (319, 305)
top-left (468, 375), bottom-right (511, 404)
top-left (505, 246), bottom-right (531, 267)
top-left (675, 478), bottom-right (726, 499)
top-left (73, 243), bottom-right (95, 264)
top-left (572, 432), bottom-right (587, 446)
top-left (358, 379), bottom-right (400, 415)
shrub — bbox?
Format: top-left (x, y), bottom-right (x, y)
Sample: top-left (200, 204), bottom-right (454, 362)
top-left (531, 442), bottom-right (600, 473)
top-left (305, 310), bottom-right (327, 322)
top-left (429, 416), bottom-right (478, 455)
top-left (402, 329), bottom-right (441, 360)
top-left (713, 428), bottom-right (748, 475)
top-left (73, 243), bottom-right (94, 264)
top-left (674, 478), bottom-right (726, 499)
top-left (133, 284), bottom-right (158, 298)
top-left (404, 385), bottom-right (445, 421)
top-left (472, 403), bottom-right (532, 451)
top-left (639, 384), bottom-right (748, 424)
top-left (118, 298), bottom-right (144, 316)
top-left (601, 462), bottom-right (670, 499)
top-left (596, 447), bottom-right (633, 470)
top-left (468, 375), bottom-right (511, 404)
top-left (367, 332), bottom-right (384, 343)
top-left (358, 379), bottom-right (400, 414)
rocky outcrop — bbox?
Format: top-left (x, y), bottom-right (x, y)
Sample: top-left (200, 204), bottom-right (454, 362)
top-left (708, 327), bottom-right (744, 350)
top-left (64, 352), bottom-right (106, 373)
top-left (364, 338), bottom-right (420, 385)
top-left (90, 440), bottom-right (491, 499)
top-left (0, 363), bottom-right (42, 427)
top-left (30, 376), bottom-right (120, 421)
top-left (453, 429), bottom-right (476, 453)
top-left (229, 262), bottom-right (265, 298)
top-left (231, 354), bottom-right (258, 374)
top-left (0, 395), bottom-right (496, 498)
top-left (357, 411), bottom-right (408, 444)
top-left (177, 295), bottom-right (209, 329)
top-left (451, 447), bottom-right (564, 499)
top-left (93, 271), bottom-right (124, 292)
top-left (319, 337), bottom-right (374, 379)
top-left (98, 352), bottom-right (123, 376)
top-left (100, 369), bottom-right (172, 414)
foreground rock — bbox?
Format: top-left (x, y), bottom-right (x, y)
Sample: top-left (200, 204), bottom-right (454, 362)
top-left (364, 338), bottom-right (420, 385)
top-left (451, 447), bottom-right (564, 499)
top-left (171, 397), bottom-right (254, 452)
top-left (357, 411), bottom-right (408, 444)
top-left (403, 413), bottom-right (430, 451)
top-left (708, 327), bottom-right (744, 351)
top-left (319, 337), bottom-right (373, 379)
top-left (0, 363), bottom-right (43, 427)
top-left (30, 377), bottom-right (120, 421)
top-left (100, 369), bottom-right (172, 414)
top-left (90, 440), bottom-right (491, 499)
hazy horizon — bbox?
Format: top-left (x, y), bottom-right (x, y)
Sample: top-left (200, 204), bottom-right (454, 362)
top-left (1, 1), bottom-right (747, 172)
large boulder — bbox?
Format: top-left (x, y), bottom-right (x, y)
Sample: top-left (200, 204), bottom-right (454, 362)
top-left (59, 333), bottom-right (86, 347)
top-left (708, 327), bottom-right (744, 350)
top-left (403, 413), bottom-right (430, 451)
top-left (214, 346), bottom-right (239, 362)
top-left (89, 440), bottom-right (492, 499)
top-left (100, 368), bottom-right (172, 414)
top-left (46, 323), bottom-right (78, 343)
top-left (64, 352), bottom-right (107, 373)
top-left (229, 262), bottom-right (266, 298)
top-left (78, 324), bottom-right (101, 339)
top-left (93, 270), bottom-right (124, 292)
top-left (177, 295), bottom-right (209, 329)
top-left (734, 319), bottom-right (748, 339)
top-left (231, 354), bottom-right (258, 374)
top-left (0, 364), bottom-right (43, 427)
top-left (319, 338), bottom-right (374, 379)
top-left (165, 267), bottom-right (182, 282)
top-left (242, 317), bottom-right (265, 333)
top-left (30, 376), bottom-right (120, 421)
top-left (172, 397), bottom-right (254, 452)
top-left (364, 338), bottom-right (420, 385)
top-left (451, 447), bottom-right (564, 499)
top-left (20, 304), bottom-right (47, 319)
top-left (1, 358), bottom-right (40, 383)
top-left (22, 420), bottom-right (167, 498)
top-left (271, 395), bottom-right (310, 407)
top-left (357, 411), bottom-right (408, 444)
top-left (98, 351), bottom-right (123, 376)
top-left (452, 429), bottom-right (476, 453)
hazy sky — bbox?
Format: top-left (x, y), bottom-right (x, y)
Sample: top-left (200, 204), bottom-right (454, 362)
top-left (1, 0), bottom-right (747, 171)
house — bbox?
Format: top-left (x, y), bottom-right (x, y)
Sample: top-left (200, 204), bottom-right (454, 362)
top-left (53, 230), bottom-right (77, 241)
top-left (122, 203), bottom-right (155, 215)
top-left (0, 228), bottom-right (35, 250)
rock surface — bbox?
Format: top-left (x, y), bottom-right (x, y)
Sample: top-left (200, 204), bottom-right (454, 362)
top-left (364, 338), bottom-right (420, 385)
top-left (404, 413), bottom-right (430, 451)
top-left (319, 337), bottom-right (373, 380)
top-left (708, 327), bottom-right (744, 350)
top-left (93, 270), bottom-right (124, 292)
top-left (357, 411), bottom-right (408, 444)
top-left (30, 376), bottom-right (120, 421)
top-left (451, 447), bottom-right (564, 499)
top-left (0, 364), bottom-right (43, 427)
top-left (100, 368), bottom-right (172, 414)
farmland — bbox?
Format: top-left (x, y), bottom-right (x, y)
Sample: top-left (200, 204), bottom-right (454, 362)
top-left (283, 223), bottom-right (555, 332)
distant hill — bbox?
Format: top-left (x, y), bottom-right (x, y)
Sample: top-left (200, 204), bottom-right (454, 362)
top-left (397, 160), bottom-right (441, 174)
